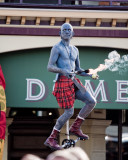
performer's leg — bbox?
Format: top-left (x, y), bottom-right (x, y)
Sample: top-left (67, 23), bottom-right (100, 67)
top-left (76, 90), bottom-right (96, 119)
top-left (55, 108), bottom-right (74, 130)
top-left (69, 89), bottom-right (96, 139)
top-left (44, 108), bottom-right (74, 150)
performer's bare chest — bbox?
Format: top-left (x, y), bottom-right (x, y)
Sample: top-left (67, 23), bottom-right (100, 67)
top-left (59, 47), bottom-right (78, 62)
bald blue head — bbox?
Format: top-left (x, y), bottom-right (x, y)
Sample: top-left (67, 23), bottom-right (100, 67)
top-left (60, 23), bottom-right (74, 40)
top-left (61, 23), bottom-right (73, 32)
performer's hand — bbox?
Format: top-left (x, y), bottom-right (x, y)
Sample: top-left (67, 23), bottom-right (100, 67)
top-left (76, 69), bottom-right (89, 75)
top-left (91, 74), bottom-right (99, 80)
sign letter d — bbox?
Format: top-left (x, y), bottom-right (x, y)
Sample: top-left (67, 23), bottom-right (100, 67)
top-left (26, 78), bottom-right (45, 101)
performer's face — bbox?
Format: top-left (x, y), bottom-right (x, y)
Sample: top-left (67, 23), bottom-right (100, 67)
top-left (60, 23), bottom-right (73, 40)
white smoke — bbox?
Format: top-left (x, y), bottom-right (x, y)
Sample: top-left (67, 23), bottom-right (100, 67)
top-left (104, 50), bottom-right (128, 75)
top-left (89, 50), bottom-right (128, 75)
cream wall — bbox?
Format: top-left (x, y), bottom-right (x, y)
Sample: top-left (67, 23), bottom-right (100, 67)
top-left (0, 8), bottom-right (128, 19)
top-left (0, 35), bottom-right (128, 54)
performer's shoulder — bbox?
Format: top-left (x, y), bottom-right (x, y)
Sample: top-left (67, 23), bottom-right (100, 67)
top-left (52, 41), bottom-right (62, 50)
top-left (71, 45), bottom-right (78, 52)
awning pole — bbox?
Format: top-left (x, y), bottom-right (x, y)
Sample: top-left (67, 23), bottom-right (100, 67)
top-left (118, 109), bottom-right (122, 160)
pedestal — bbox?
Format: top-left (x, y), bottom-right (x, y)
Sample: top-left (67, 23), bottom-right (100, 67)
top-left (0, 139), bottom-right (4, 160)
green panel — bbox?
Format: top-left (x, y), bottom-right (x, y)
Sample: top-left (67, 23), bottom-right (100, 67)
top-left (0, 47), bottom-right (128, 109)
top-left (76, 47), bottom-right (128, 110)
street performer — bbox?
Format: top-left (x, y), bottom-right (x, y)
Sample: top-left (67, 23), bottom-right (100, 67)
top-left (44, 23), bottom-right (98, 150)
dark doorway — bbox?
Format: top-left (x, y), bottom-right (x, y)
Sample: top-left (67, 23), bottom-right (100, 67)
top-left (8, 108), bottom-right (59, 160)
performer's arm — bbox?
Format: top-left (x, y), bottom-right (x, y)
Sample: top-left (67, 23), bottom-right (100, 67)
top-left (47, 46), bottom-right (69, 75)
top-left (75, 50), bottom-right (91, 77)
top-left (47, 46), bottom-right (62, 73)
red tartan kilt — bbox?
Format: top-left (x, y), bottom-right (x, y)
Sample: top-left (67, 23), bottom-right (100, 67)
top-left (52, 76), bottom-right (75, 109)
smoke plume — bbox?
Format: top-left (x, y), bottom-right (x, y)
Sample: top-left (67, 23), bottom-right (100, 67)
top-left (89, 50), bottom-right (128, 75)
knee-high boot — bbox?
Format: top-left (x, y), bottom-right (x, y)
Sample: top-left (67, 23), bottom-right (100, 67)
top-left (69, 116), bottom-right (89, 140)
top-left (44, 128), bottom-right (62, 150)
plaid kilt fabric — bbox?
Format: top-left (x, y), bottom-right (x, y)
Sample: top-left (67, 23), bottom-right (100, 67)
top-left (52, 75), bottom-right (84, 109)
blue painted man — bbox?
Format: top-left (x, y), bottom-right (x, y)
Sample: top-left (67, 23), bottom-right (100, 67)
top-left (44, 23), bottom-right (98, 150)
